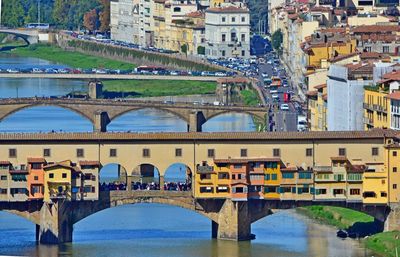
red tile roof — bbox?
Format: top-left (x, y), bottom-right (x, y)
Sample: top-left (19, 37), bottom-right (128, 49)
top-left (387, 91), bottom-right (400, 100)
top-left (79, 160), bottom-right (101, 167)
top-left (214, 158), bottom-right (281, 164)
top-left (0, 161), bottom-right (11, 165)
top-left (314, 84), bottom-right (327, 89)
top-left (27, 157), bottom-right (46, 163)
top-left (352, 25), bottom-right (400, 34)
top-left (206, 6), bottom-right (249, 13)
top-left (331, 156), bottom-right (348, 161)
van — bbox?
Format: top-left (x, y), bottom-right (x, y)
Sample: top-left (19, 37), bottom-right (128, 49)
top-left (270, 90), bottom-right (278, 94)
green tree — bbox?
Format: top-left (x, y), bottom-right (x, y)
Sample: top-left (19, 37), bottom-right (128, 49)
top-left (99, 0), bottom-right (110, 32)
top-left (2, 0), bottom-right (25, 27)
top-left (271, 29), bottom-right (283, 52)
top-left (52, 0), bottom-right (70, 27)
top-left (197, 46), bottom-right (205, 55)
top-left (181, 44), bottom-right (188, 55)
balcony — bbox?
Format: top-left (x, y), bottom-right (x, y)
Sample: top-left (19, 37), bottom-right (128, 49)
top-left (363, 102), bottom-right (373, 111)
top-left (313, 166), bottom-right (331, 172)
top-left (364, 116), bottom-right (373, 126)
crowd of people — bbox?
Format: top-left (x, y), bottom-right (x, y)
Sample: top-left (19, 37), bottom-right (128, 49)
top-left (100, 181), bottom-right (191, 192)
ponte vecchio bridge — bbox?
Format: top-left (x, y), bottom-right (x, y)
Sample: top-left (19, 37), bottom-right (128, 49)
top-left (0, 98), bottom-right (268, 132)
top-left (0, 130), bottom-right (399, 244)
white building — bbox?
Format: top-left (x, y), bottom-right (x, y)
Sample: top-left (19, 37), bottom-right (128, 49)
top-left (327, 63), bottom-right (374, 131)
top-left (110, 0), bottom-right (140, 44)
top-left (205, 6), bottom-right (250, 59)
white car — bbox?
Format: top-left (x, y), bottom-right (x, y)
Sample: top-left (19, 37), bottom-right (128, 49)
top-left (280, 104), bottom-right (289, 110)
top-left (272, 94), bottom-right (279, 99)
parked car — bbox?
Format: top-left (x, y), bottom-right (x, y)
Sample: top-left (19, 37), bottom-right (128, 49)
top-left (280, 104), bottom-right (289, 111)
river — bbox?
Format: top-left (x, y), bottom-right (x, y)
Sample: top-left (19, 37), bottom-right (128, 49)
top-left (0, 55), bottom-right (374, 257)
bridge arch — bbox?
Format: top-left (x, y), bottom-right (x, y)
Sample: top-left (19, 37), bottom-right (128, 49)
top-left (109, 107), bottom-right (190, 125)
top-left (164, 163), bottom-right (193, 191)
top-left (0, 104), bottom-right (95, 129)
top-left (0, 30), bottom-right (39, 45)
top-left (202, 111), bottom-right (258, 132)
top-left (99, 163), bottom-right (128, 190)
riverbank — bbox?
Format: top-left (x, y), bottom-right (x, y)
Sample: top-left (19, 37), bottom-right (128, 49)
top-left (297, 206), bottom-right (399, 256)
top-left (10, 44), bottom-right (135, 70)
top-left (241, 89), bottom-right (260, 106)
top-left (102, 80), bottom-right (216, 98)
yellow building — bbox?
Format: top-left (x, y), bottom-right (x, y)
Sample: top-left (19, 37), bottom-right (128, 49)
top-left (364, 85), bottom-right (390, 130)
top-left (362, 163), bottom-right (388, 204)
top-left (307, 84), bottom-right (327, 131)
top-left (263, 159), bottom-right (281, 199)
top-left (385, 143), bottom-right (400, 204)
top-left (43, 160), bottom-right (82, 202)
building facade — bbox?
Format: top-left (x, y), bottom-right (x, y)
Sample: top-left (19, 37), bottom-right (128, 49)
top-left (205, 6), bottom-right (250, 59)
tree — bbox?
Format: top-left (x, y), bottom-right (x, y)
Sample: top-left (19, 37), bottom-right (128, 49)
top-left (52, 0), bottom-right (70, 27)
top-left (271, 29), bottom-right (283, 53)
top-left (2, 0), bottom-right (25, 27)
top-left (197, 46), bottom-right (205, 55)
top-left (181, 44), bottom-right (188, 55)
top-left (99, 0), bottom-right (110, 32)
top-left (83, 9), bottom-right (98, 33)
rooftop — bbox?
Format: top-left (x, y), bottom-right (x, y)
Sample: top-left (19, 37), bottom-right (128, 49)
top-left (0, 130), bottom-right (397, 142)
top-left (206, 6), bottom-right (249, 14)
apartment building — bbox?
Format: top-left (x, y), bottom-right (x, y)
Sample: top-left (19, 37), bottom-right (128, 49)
top-left (110, 0), bottom-right (141, 44)
top-left (205, 6), bottom-right (250, 59)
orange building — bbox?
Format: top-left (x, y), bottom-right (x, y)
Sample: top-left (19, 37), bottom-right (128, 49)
top-left (27, 157), bottom-right (46, 200)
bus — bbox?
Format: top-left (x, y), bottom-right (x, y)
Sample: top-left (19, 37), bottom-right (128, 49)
top-left (25, 23), bottom-right (50, 30)
top-left (135, 66), bottom-right (166, 74)
top-left (269, 76), bottom-right (282, 90)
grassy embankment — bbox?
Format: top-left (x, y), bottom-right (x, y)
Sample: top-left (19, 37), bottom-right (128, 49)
top-left (11, 44), bottom-right (136, 70)
top-left (298, 205), bottom-right (374, 229)
top-left (365, 231), bottom-right (400, 257)
top-left (240, 89), bottom-right (260, 107)
top-left (102, 80), bottom-right (216, 98)
top-left (298, 206), bottom-right (400, 257)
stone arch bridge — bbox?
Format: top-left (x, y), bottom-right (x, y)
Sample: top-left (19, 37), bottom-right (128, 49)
top-left (0, 191), bottom-right (391, 244)
top-left (0, 98), bottom-right (269, 132)
top-left (0, 29), bottom-right (39, 45)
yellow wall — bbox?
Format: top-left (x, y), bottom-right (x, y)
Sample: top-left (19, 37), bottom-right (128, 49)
top-left (364, 89), bottom-right (390, 130)
top-left (44, 165), bottom-right (72, 202)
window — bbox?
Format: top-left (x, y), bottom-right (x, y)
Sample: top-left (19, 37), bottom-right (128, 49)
top-left (334, 174), bottom-right (345, 181)
top-left (62, 173), bottom-right (67, 179)
top-left (231, 17), bottom-right (236, 22)
top-left (231, 32), bottom-right (237, 42)
top-left (393, 184), bottom-right (397, 189)
top-left (333, 189), bottom-right (344, 195)
top-left (200, 174), bottom-right (211, 180)
top-left (393, 167), bottom-right (397, 173)
top-left (383, 46), bottom-right (390, 53)
top-left (221, 34), bottom-right (226, 42)
top-left (241, 34), bottom-right (245, 42)
top-left (381, 192), bottom-right (387, 197)
top-left (299, 172), bottom-right (312, 179)
top-left (306, 148), bottom-right (313, 157)
top-left (222, 17), bottom-right (226, 22)
top-left (240, 149), bottom-right (247, 157)
top-left (207, 149), bottom-right (215, 158)
top-left (241, 16), bottom-right (245, 22)
top-left (31, 163), bottom-right (41, 169)
top-left (218, 173), bottom-right (229, 179)
top-left (241, 50), bottom-right (245, 56)
top-left (282, 172), bottom-right (294, 179)
top-left (221, 50), bottom-right (225, 57)
top-left (173, 7), bottom-right (181, 12)
top-left (0, 188), bottom-right (7, 194)
top-left (143, 148), bottom-right (150, 157)
top-left (316, 188), bottom-right (327, 195)
top-left (175, 148), bottom-right (182, 157)
top-left (393, 151), bottom-right (397, 157)
top-left (372, 147), bottom-right (379, 156)
top-left (264, 186), bottom-right (277, 193)
top-left (49, 173), bottom-right (54, 179)
top-left (271, 174), bottom-right (278, 180)
top-left (273, 148), bottom-right (280, 157)
top-left (77, 148), bottom-right (84, 158)
top-left (43, 148), bottom-right (51, 157)
top-left (9, 148), bottom-right (16, 158)
top-left (350, 188), bottom-right (360, 195)
top-left (233, 164), bottom-right (242, 169)
top-left (348, 173), bottom-right (362, 181)
top-left (233, 187), bottom-right (244, 193)
top-left (200, 186), bottom-right (213, 193)
top-left (338, 148), bottom-right (346, 156)
top-left (110, 149), bottom-right (117, 157)
top-left (34, 176), bottom-right (38, 180)
top-left (0, 175), bottom-right (7, 180)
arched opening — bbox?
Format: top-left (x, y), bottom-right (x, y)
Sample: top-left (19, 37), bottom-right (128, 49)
top-left (74, 203), bottom-right (210, 244)
top-left (0, 211), bottom-right (36, 252)
top-left (99, 163), bottom-right (128, 191)
top-left (0, 106), bottom-right (92, 133)
top-left (164, 163), bottom-right (192, 191)
top-left (108, 108), bottom-right (187, 132)
top-left (130, 164), bottom-right (160, 190)
top-left (203, 112), bottom-right (256, 132)
top-left (0, 33), bottom-right (29, 51)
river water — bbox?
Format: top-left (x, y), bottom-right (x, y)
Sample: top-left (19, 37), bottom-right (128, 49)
top-left (0, 54), bottom-right (374, 257)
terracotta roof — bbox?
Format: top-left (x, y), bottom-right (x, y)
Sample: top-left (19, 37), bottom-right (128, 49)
top-left (387, 91), bottom-right (400, 100)
top-left (306, 90), bottom-right (318, 97)
top-left (9, 170), bottom-right (28, 174)
top-left (0, 161), bottom-right (11, 165)
top-left (281, 166), bottom-right (298, 172)
top-left (79, 160), bottom-right (101, 167)
top-left (206, 6), bottom-right (249, 13)
top-left (328, 52), bottom-right (359, 63)
top-left (331, 156), bottom-right (348, 161)
top-left (360, 52), bottom-right (389, 60)
top-left (351, 25), bottom-right (400, 34)
top-left (27, 157), bottom-right (46, 163)
top-left (44, 162), bottom-right (79, 171)
top-left (314, 84), bottom-right (327, 90)
top-left (0, 130), bottom-right (397, 142)
top-left (382, 70), bottom-right (400, 81)
top-left (360, 34), bottom-right (399, 43)
top-left (186, 11), bottom-right (204, 18)
top-left (214, 158), bottom-right (281, 164)
top-left (347, 164), bottom-right (366, 173)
